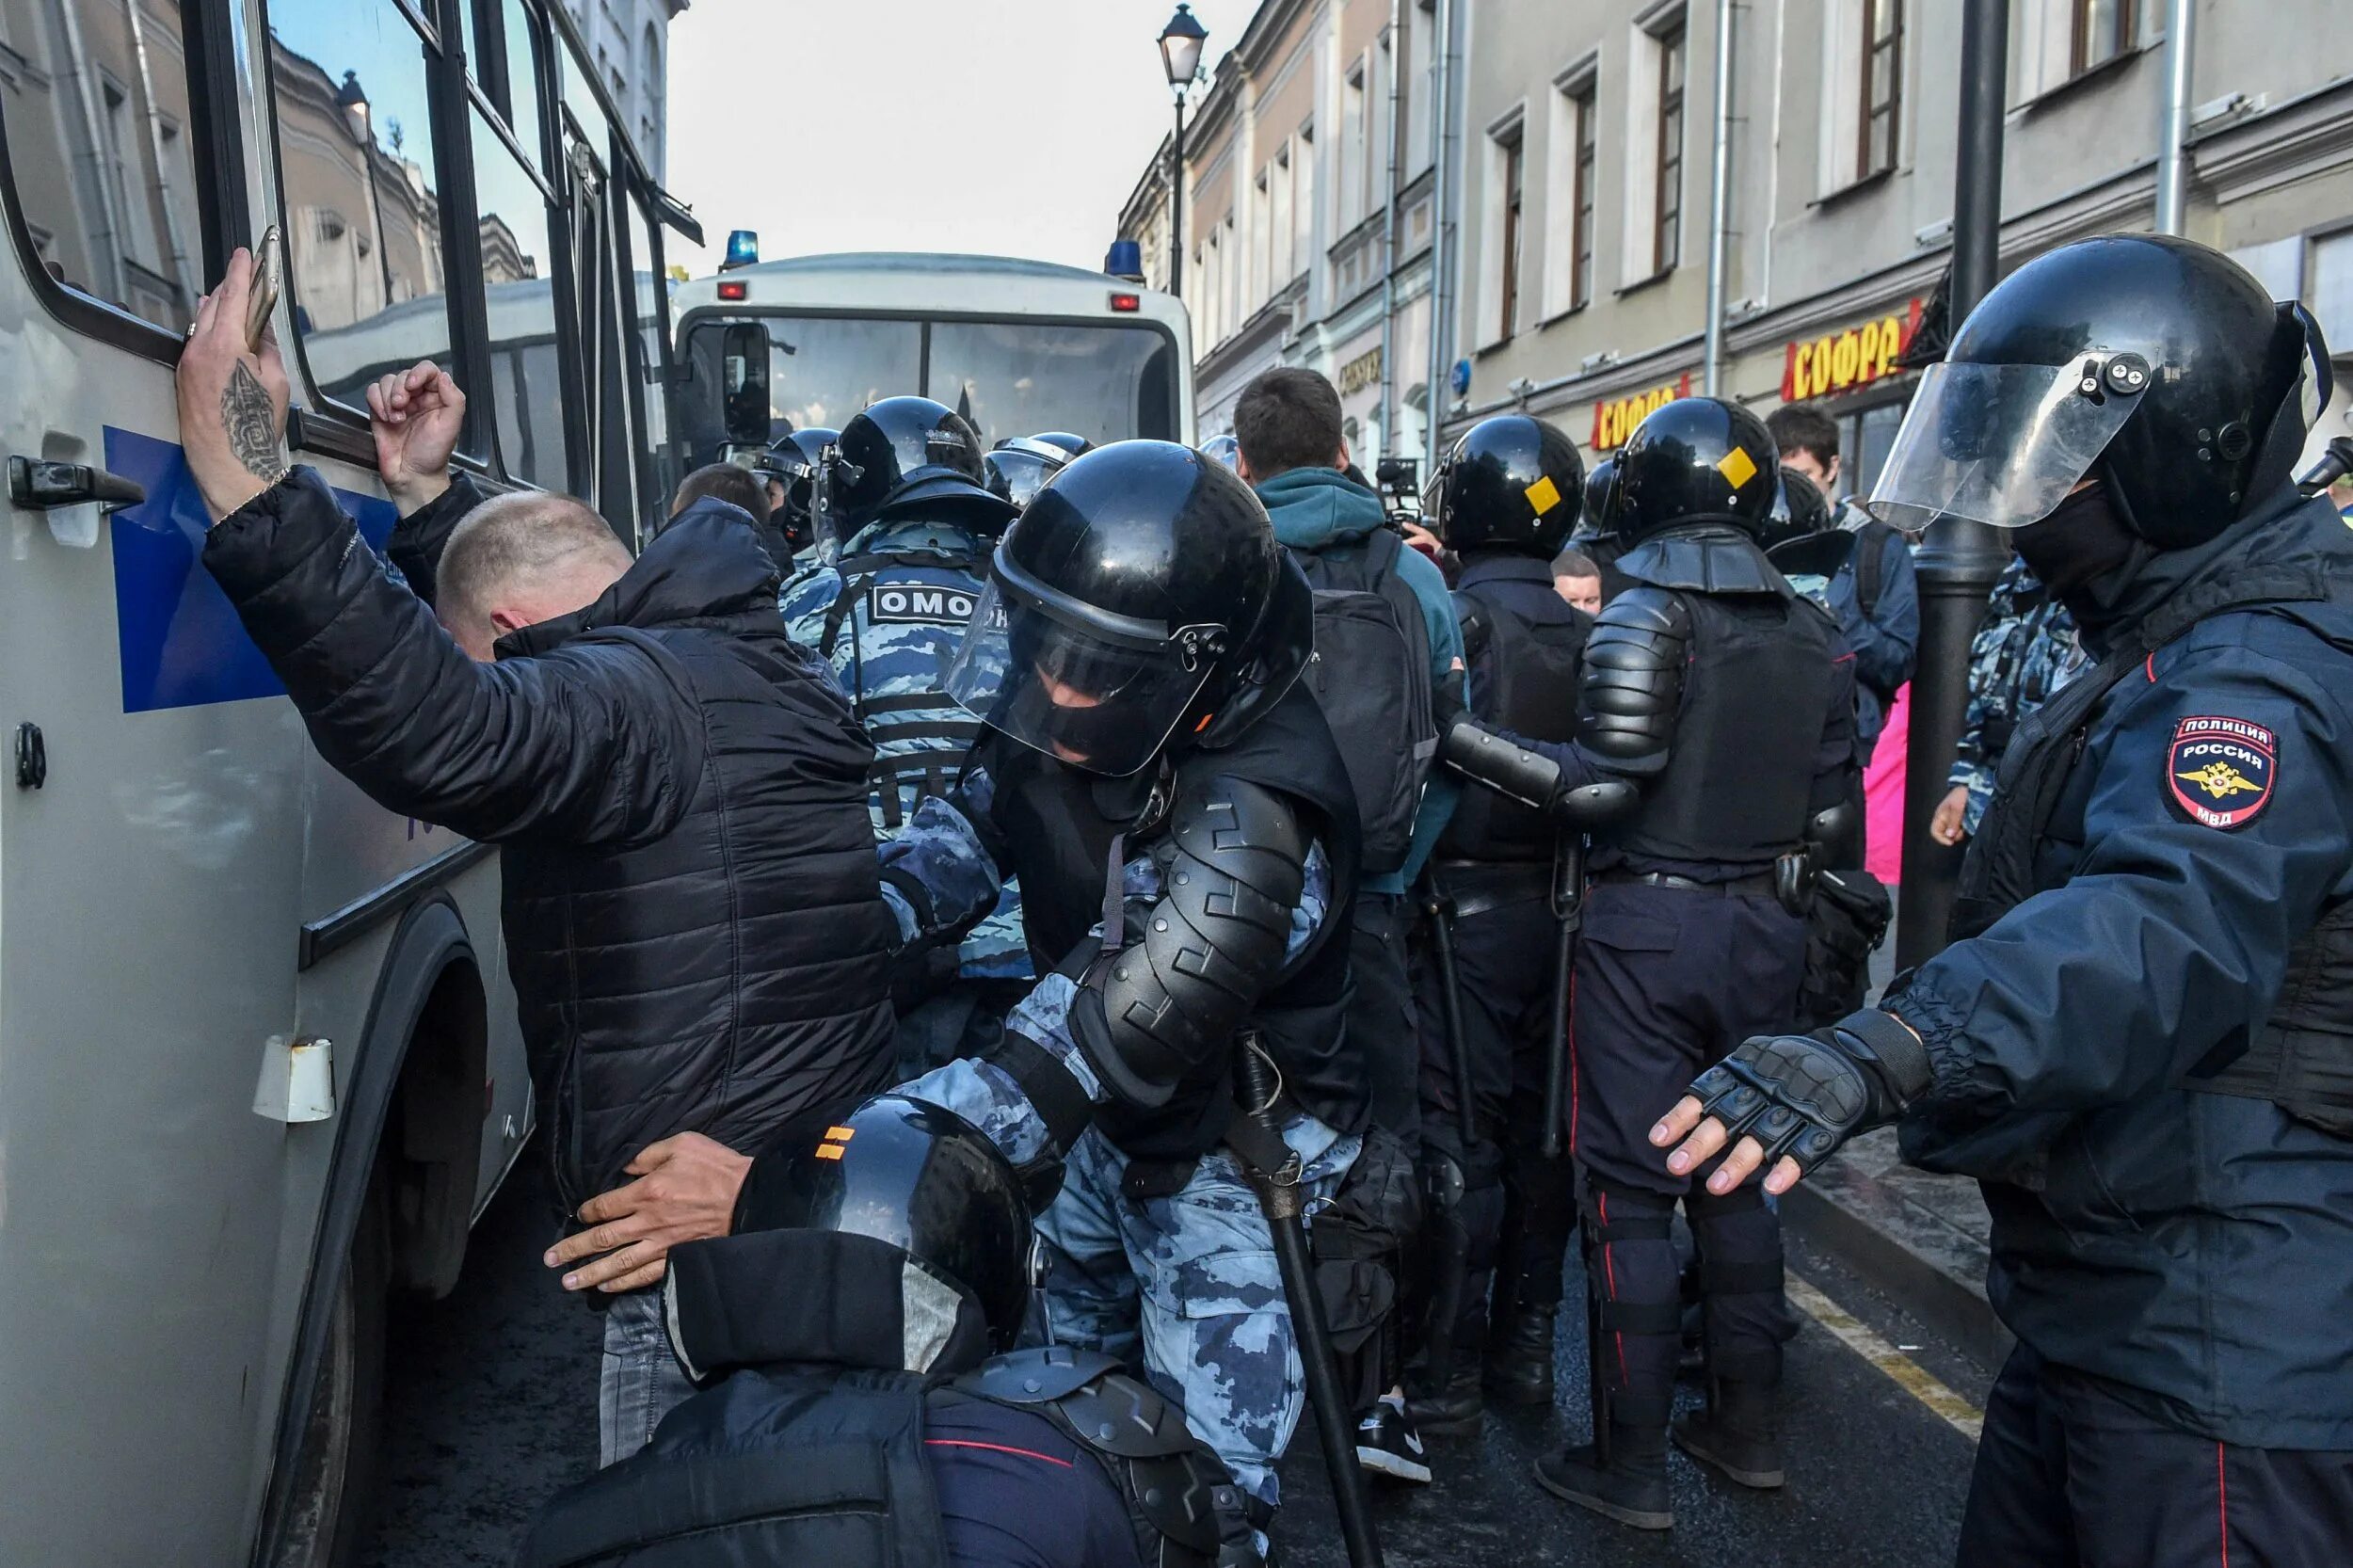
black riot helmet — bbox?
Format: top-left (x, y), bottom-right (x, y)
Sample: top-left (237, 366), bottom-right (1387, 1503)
top-left (760, 425), bottom-right (837, 555)
top-left (1758, 464), bottom-right (1833, 553)
top-left (1578, 456), bottom-right (1621, 540)
top-left (946, 440), bottom-right (1312, 777)
top-left (1869, 234), bottom-right (2330, 548)
top-left (832, 395), bottom-right (1019, 537)
top-left (1199, 433), bottom-right (1242, 472)
top-left (1609, 396), bottom-right (1780, 543)
top-left (984, 433), bottom-right (1092, 511)
top-left (1431, 413), bottom-right (1586, 557)
top-left (725, 1095), bottom-right (1034, 1356)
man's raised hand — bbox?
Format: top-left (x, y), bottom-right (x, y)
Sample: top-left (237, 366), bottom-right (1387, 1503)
top-left (174, 247), bottom-right (293, 524)
top-left (366, 360), bottom-right (466, 514)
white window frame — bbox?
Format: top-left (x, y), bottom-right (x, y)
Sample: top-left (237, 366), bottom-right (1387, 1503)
top-left (1478, 106), bottom-right (1527, 345)
top-left (1542, 55), bottom-right (1599, 320)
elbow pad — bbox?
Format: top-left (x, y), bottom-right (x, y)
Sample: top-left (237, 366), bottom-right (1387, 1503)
top-left (1577, 587), bottom-right (1689, 772)
top-left (1069, 776), bottom-right (1307, 1113)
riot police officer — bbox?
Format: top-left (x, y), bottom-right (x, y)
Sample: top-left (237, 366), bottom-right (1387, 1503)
top-left (1440, 396), bottom-right (1856, 1530)
top-left (759, 424), bottom-right (838, 563)
top-left (1658, 233), bottom-right (2353, 1567)
top-left (780, 396), bottom-right (1027, 1077)
top-left (515, 1094), bottom-right (1257, 1568)
top-left (984, 431), bottom-right (1092, 511)
top-left (1408, 413), bottom-right (1592, 1432)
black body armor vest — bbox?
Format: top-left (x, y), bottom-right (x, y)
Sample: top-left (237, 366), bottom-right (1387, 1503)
top-left (988, 683), bottom-right (1366, 1158)
top-left (1951, 564), bottom-right (2353, 1136)
top-left (1610, 534), bottom-right (1834, 867)
top-left (1438, 576), bottom-right (1590, 862)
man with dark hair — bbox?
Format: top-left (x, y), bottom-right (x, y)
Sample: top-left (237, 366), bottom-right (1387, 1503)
top-left (1234, 363), bottom-right (1465, 1481)
top-left (669, 461), bottom-right (796, 576)
top-left (173, 263), bottom-right (899, 1467)
top-left (1767, 403), bottom-right (1919, 775)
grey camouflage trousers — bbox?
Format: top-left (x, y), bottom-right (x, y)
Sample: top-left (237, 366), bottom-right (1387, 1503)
top-left (1038, 1120), bottom-right (1359, 1516)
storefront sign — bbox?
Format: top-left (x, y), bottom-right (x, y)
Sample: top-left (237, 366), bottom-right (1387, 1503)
top-left (1591, 374), bottom-right (1693, 451)
top-left (1338, 345), bottom-right (1384, 398)
top-left (1781, 299), bottom-right (1926, 403)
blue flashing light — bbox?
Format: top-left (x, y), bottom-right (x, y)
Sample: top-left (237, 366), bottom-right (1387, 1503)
top-left (722, 229), bottom-right (760, 271)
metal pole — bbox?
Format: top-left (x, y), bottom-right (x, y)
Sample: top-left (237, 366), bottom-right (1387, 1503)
top-left (2153, 0), bottom-right (2197, 235)
top-left (1170, 96), bottom-right (1187, 298)
top-left (1423, 0), bottom-right (1456, 478)
top-left (1377, 0), bottom-right (1404, 461)
top-left (1701, 0), bottom-right (1737, 397)
top-left (1896, 0), bottom-right (2013, 968)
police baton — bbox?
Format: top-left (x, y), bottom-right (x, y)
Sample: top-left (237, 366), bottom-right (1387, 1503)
top-left (1541, 829), bottom-right (1589, 1160)
top-left (1417, 874), bottom-right (1478, 1148)
top-left (1231, 1035), bottom-right (1385, 1568)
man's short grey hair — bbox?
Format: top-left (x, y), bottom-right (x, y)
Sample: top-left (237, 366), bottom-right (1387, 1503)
top-left (437, 490), bottom-right (632, 639)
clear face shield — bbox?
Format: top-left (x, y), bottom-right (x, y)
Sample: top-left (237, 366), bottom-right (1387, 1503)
top-left (1865, 352), bottom-right (2151, 532)
top-left (945, 576), bottom-right (1222, 777)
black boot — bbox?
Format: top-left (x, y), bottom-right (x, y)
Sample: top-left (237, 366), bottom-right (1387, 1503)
top-left (1532, 1423), bottom-right (1673, 1530)
top-left (1482, 1303), bottom-right (1557, 1406)
top-left (1404, 1355), bottom-right (1484, 1436)
top-left (1672, 1379), bottom-right (1785, 1489)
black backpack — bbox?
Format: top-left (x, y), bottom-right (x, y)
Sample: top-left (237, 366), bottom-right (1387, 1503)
top-left (1437, 581), bottom-right (1590, 861)
top-left (1297, 529), bottom-right (1437, 876)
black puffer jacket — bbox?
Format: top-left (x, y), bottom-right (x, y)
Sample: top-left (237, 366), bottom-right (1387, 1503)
top-left (206, 472), bottom-right (898, 1207)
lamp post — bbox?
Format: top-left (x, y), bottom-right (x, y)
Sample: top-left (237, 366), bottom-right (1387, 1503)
top-left (1159, 3), bottom-right (1208, 298)
top-left (337, 70), bottom-right (398, 312)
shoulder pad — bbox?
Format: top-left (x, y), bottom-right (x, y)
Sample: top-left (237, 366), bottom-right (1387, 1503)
top-left (1171, 775), bottom-right (1312, 905)
top-left (1049, 1365), bottom-right (1205, 1461)
top-left (1592, 584), bottom-right (1691, 641)
top-left (952, 1343), bottom-right (1125, 1405)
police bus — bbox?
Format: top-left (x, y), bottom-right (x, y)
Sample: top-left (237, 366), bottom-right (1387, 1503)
top-left (0, 0), bottom-right (692, 1562)
top-left (666, 248), bottom-right (1196, 466)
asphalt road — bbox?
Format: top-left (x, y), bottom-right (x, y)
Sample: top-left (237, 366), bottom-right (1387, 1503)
top-left (362, 1153), bottom-right (1988, 1568)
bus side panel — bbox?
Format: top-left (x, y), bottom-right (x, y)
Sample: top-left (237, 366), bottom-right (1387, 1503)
top-left (0, 351), bottom-right (306, 1563)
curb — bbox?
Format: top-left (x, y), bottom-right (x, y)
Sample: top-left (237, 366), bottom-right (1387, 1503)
top-left (1779, 1130), bottom-right (2013, 1371)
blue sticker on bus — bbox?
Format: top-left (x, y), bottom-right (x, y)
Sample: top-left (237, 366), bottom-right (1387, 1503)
top-left (105, 426), bottom-right (397, 713)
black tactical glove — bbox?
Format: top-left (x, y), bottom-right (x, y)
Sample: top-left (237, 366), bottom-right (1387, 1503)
top-left (1687, 1009), bottom-right (1934, 1176)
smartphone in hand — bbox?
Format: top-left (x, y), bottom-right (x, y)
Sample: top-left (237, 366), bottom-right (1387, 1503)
top-left (246, 225), bottom-right (282, 354)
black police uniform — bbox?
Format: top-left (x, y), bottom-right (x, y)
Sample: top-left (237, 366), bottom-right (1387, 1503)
top-left (1674, 234), bottom-right (2353, 1565)
top-left (514, 1096), bottom-right (1257, 1568)
top-left (1445, 398), bottom-right (1855, 1526)
top-left (1410, 415), bottom-right (1592, 1418)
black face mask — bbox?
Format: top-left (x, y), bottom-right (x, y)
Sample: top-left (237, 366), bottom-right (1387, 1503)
top-left (2010, 483), bottom-right (2139, 599)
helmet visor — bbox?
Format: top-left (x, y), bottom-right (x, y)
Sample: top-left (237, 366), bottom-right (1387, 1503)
top-left (946, 580), bottom-right (1214, 776)
top-left (1865, 360), bottom-right (2143, 531)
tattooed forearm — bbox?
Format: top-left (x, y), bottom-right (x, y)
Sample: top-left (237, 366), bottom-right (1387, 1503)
top-left (222, 360), bottom-right (281, 479)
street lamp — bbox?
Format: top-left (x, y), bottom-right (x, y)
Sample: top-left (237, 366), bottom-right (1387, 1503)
top-left (336, 70), bottom-right (398, 310)
top-left (1159, 3), bottom-right (1208, 299)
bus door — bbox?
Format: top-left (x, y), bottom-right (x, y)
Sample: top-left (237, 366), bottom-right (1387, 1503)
top-left (0, 1), bottom-right (308, 1560)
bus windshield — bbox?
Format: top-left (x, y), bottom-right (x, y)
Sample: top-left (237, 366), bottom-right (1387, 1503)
top-left (689, 312), bottom-right (1181, 449)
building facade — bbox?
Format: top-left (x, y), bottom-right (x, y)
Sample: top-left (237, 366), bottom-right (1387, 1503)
top-left (1117, 0), bottom-right (1451, 474)
top-left (1121, 0), bottom-right (2353, 485)
top-left (555, 0), bottom-right (685, 180)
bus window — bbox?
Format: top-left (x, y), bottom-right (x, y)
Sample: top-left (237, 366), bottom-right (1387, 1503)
top-left (926, 319), bottom-right (1178, 447)
top-left (0, 0), bottom-right (206, 332)
top-left (469, 109), bottom-right (568, 489)
top-left (623, 191), bottom-right (673, 503)
top-left (465, 0), bottom-right (548, 175)
top-left (268, 0), bottom-right (453, 413)
top-left (754, 316), bottom-right (920, 435)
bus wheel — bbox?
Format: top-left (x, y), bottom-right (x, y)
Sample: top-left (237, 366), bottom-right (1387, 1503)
top-left (273, 1180), bottom-right (389, 1568)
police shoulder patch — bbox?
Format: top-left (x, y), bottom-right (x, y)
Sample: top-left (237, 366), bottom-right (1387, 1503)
top-left (2167, 715), bottom-right (2276, 829)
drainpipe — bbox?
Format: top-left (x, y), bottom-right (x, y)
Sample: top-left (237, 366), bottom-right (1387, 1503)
top-left (2152, 0), bottom-right (2197, 234)
top-left (1377, 0), bottom-right (1403, 466)
top-left (1423, 0), bottom-right (1457, 477)
top-left (1702, 0), bottom-right (1736, 396)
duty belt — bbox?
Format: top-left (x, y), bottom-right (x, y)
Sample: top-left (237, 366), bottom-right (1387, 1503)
top-left (1597, 869), bottom-right (1777, 897)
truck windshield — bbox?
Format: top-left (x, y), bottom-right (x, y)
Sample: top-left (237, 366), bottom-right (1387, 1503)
top-left (691, 313), bottom-right (1180, 449)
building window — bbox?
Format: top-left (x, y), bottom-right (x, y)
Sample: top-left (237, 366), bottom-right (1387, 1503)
top-left (1571, 83), bottom-right (1596, 309)
top-left (1860, 0), bottom-right (1901, 178)
top-left (2071, 0), bottom-right (2135, 77)
top-left (1341, 61), bottom-right (1367, 229)
top-left (1405, 0), bottom-right (1435, 174)
top-left (1293, 120), bottom-right (1316, 280)
top-left (1497, 125), bottom-right (1524, 339)
top-left (1654, 19), bottom-right (1686, 274)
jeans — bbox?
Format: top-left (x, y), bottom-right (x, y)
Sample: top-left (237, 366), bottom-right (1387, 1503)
top-left (598, 1287), bottom-right (696, 1467)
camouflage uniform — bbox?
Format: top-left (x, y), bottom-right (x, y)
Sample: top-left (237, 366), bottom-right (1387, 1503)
top-left (783, 516), bottom-right (1030, 1073)
top-left (901, 835), bottom-right (1355, 1529)
top-left (1947, 557), bottom-right (2091, 835)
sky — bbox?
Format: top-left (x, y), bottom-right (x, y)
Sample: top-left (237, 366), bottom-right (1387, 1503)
top-left (661, 0), bottom-right (1264, 277)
